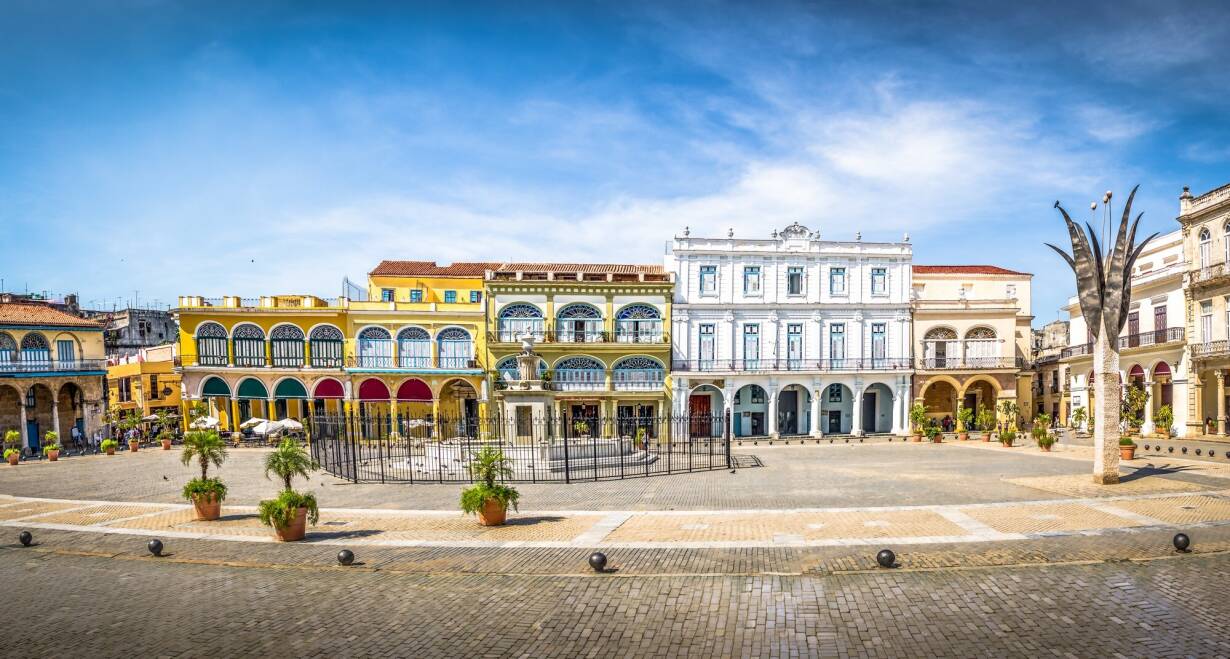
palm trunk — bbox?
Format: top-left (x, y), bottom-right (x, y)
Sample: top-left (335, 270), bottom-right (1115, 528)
top-left (1093, 330), bottom-right (1121, 484)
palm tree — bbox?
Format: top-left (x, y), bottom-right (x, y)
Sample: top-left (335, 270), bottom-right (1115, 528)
top-left (181, 430), bottom-right (227, 480)
top-left (264, 438), bottom-right (318, 491)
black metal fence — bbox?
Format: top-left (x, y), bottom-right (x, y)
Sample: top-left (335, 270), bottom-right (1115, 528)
top-left (308, 412), bottom-right (732, 484)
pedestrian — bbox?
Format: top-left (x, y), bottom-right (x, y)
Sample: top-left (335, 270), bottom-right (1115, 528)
top-left (71, 425), bottom-right (82, 453)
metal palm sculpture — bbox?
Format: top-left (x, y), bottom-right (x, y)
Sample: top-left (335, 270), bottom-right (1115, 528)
top-left (1046, 184), bottom-right (1157, 484)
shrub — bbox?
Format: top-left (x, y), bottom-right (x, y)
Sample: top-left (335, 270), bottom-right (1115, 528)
top-left (923, 425), bottom-right (941, 441)
top-left (999, 428), bottom-right (1016, 446)
top-left (976, 407), bottom-right (996, 432)
top-left (957, 406), bottom-right (974, 432)
top-left (3, 448), bottom-right (18, 460)
top-left (42, 431), bottom-right (60, 454)
top-left (909, 404), bottom-right (928, 433)
top-left (1119, 436), bottom-right (1137, 447)
top-left (1153, 405), bottom-right (1174, 435)
top-left (181, 431), bottom-right (227, 481)
top-left (100, 439), bottom-right (119, 452)
top-left (258, 489), bottom-right (319, 528)
top-left (263, 438), bottom-right (317, 492)
top-left (182, 477), bottom-right (228, 502)
top-left (3, 429), bottom-right (19, 448)
top-left (460, 445), bottom-right (520, 515)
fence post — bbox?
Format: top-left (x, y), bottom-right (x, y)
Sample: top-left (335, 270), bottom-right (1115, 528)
top-left (562, 410), bottom-right (571, 484)
top-left (725, 408), bottom-right (733, 471)
top-left (351, 411), bottom-right (361, 483)
top-left (378, 412), bottom-right (386, 484)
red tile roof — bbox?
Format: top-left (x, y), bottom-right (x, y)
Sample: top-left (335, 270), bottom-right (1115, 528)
top-left (912, 265), bottom-right (1031, 276)
top-left (0, 302), bottom-right (103, 328)
top-left (368, 261), bottom-right (500, 278)
top-left (495, 263), bottom-right (665, 274)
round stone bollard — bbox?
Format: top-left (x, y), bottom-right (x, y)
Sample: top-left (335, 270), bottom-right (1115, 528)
top-left (1173, 533), bottom-right (1191, 553)
top-left (19, 531), bottom-right (32, 547)
top-left (876, 549), bottom-right (896, 568)
top-left (588, 552), bottom-right (608, 573)
top-left (337, 549), bottom-right (355, 566)
top-left (147, 539), bottom-right (164, 556)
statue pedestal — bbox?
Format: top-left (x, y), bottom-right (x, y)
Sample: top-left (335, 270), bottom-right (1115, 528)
top-left (1092, 331), bottom-right (1121, 485)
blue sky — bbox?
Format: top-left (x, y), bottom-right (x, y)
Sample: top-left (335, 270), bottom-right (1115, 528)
top-left (2, 1), bottom-right (1228, 322)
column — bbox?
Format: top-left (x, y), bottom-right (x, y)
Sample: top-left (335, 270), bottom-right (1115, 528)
top-left (852, 387), bottom-right (864, 436)
top-left (891, 384), bottom-right (903, 435)
top-left (675, 378), bottom-right (689, 417)
top-left (19, 403), bottom-right (28, 451)
top-left (1142, 381), bottom-right (1155, 435)
top-left (767, 383), bottom-right (779, 438)
top-left (230, 397), bottom-right (240, 433)
top-left (389, 397), bottom-right (399, 436)
top-left (1191, 375), bottom-right (1204, 436)
top-left (267, 397), bottom-right (277, 422)
top-left (1217, 370), bottom-right (1226, 436)
top-left (51, 397), bottom-right (61, 444)
top-left (810, 381), bottom-right (823, 438)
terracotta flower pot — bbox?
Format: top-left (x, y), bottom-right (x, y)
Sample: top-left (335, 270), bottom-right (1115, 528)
top-left (6, 454), bottom-right (18, 466)
top-left (106, 447), bottom-right (116, 456)
top-left (931, 436), bottom-right (943, 444)
top-left (911, 434), bottom-right (922, 443)
top-left (982, 433), bottom-right (992, 442)
top-left (957, 432), bottom-right (969, 441)
top-left (162, 439), bottom-right (172, 450)
top-left (192, 493), bottom-right (221, 521)
top-left (1040, 445), bottom-right (1051, 452)
top-left (47, 449), bottom-right (59, 462)
top-left (1120, 446), bottom-right (1136, 460)
top-left (129, 440), bottom-right (139, 453)
top-left (273, 507), bottom-right (309, 542)
top-left (477, 499), bottom-right (507, 526)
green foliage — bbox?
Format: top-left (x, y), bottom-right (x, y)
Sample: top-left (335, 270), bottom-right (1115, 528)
top-left (258, 489), bottom-right (319, 528)
top-left (263, 438), bottom-right (318, 491)
top-left (923, 425), bottom-right (941, 441)
top-left (957, 406), bottom-right (974, 432)
top-left (573, 420), bottom-right (590, 435)
top-left (3, 429), bottom-right (19, 448)
top-left (100, 439), bottom-right (119, 452)
top-left (1071, 406), bottom-right (1087, 427)
top-left (181, 430), bottom-right (228, 481)
top-left (976, 407), bottom-right (996, 432)
top-left (42, 431), bottom-right (60, 455)
top-left (460, 482), bottom-right (520, 514)
top-left (3, 448), bottom-right (18, 460)
top-left (1119, 436), bottom-right (1137, 447)
top-left (998, 400), bottom-right (1020, 429)
top-left (1121, 386), bottom-right (1149, 429)
top-left (460, 445), bottom-right (520, 515)
top-left (1153, 405), bottom-right (1174, 435)
top-left (182, 477), bottom-right (228, 502)
top-left (999, 428), bottom-right (1016, 446)
top-left (909, 403), bottom-right (928, 432)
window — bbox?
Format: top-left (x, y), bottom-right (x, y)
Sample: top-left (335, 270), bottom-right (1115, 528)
top-left (309, 325), bottom-right (344, 368)
top-left (409, 289), bottom-right (423, 303)
top-left (118, 377), bottom-right (132, 403)
top-left (743, 266), bottom-right (761, 295)
top-left (357, 326), bottom-right (394, 368)
top-left (743, 324), bottom-right (760, 366)
top-left (749, 386), bottom-right (765, 404)
top-left (698, 324), bottom-right (715, 365)
top-left (195, 322), bottom-right (229, 367)
top-left (436, 327), bottom-right (473, 368)
top-left (615, 304), bottom-right (662, 343)
top-left (397, 327), bottom-right (431, 368)
top-left (829, 323), bottom-right (846, 364)
top-left (1225, 222), bottom-right (1230, 266)
top-left (1200, 228), bottom-right (1212, 268)
top-left (56, 339), bottom-right (75, 365)
top-left (469, 290), bottom-right (481, 303)
top-left (380, 288), bottom-right (394, 302)
top-left (830, 267), bottom-right (847, 295)
top-left (1201, 301), bottom-right (1212, 344)
top-left (231, 324), bottom-right (266, 367)
top-left (149, 374), bottom-right (159, 400)
top-left (498, 303), bottom-right (545, 341)
top-left (871, 267), bottom-right (887, 295)
top-left (871, 323), bottom-right (886, 366)
top-left (787, 267), bottom-right (804, 296)
top-left (270, 325), bottom-right (305, 367)
top-left (786, 324), bottom-right (803, 367)
top-left (827, 383), bottom-right (843, 402)
top-left (699, 265), bottom-right (717, 295)
top-left (444, 290), bottom-right (457, 304)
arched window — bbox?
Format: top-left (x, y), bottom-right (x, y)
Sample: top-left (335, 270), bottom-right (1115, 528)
top-left (357, 327), bottom-right (393, 368)
top-left (497, 303), bottom-right (544, 342)
top-left (553, 356), bottom-right (605, 391)
top-left (1200, 227), bottom-right (1212, 269)
top-left (195, 322), bottom-right (229, 366)
top-left (20, 333), bottom-right (50, 368)
top-left (612, 356), bottom-right (665, 390)
top-left (397, 327), bottom-right (431, 368)
top-left (964, 327), bottom-right (999, 367)
top-left (556, 304), bottom-right (603, 343)
top-left (436, 327), bottom-right (472, 368)
top-left (232, 324), bottom-right (266, 367)
top-left (309, 325), bottom-right (344, 368)
top-left (270, 325), bottom-right (305, 368)
top-left (0, 332), bottom-right (16, 370)
top-left (923, 327), bottom-right (959, 368)
top-left (1223, 222), bottom-right (1230, 266)
top-left (495, 356), bottom-right (547, 382)
top-left (615, 304), bottom-right (663, 343)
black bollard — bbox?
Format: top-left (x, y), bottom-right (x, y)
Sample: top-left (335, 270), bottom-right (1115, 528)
top-left (588, 552), bottom-right (608, 573)
top-left (1173, 533), bottom-right (1191, 553)
top-left (876, 549), bottom-right (896, 568)
top-left (147, 538), bottom-right (163, 556)
top-left (337, 549), bottom-right (355, 566)
top-left (19, 531), bottom-right (32, 547)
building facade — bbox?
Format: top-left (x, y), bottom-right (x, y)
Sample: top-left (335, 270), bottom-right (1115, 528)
top-left (1031, 320), bottom-right (1070, 424)
top-left (485, 263), bottom-right (673, 426)
top-left (667, 223), bottom-right (913, 437)
top-left (1179, 182), bottom-right (1230, 436)
top-left (911, 266), bottom-right (1033, 426)
top-left (175, 261), bottom-right (491, 432)
top-left (0, 300), bottom-right (107, 452)
top-left (85, 308), bottom-right (178, 358)
top-left (106, 343), bottom-right (182, 420)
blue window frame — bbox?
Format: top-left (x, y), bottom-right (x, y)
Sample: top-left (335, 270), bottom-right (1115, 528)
top-left (469, 290), bottom-right (481, 303)
top-left (743, 266), bottom-right (761, 295)
top-left (380, 288), bottom-right (394, 302)
top-left (830, 267), bottom-right (846, 295)
top-left (444, 290), bottom-right (457, 304)
top-left (409, 289), bottom-right (423, 303)
top-left (699, 265), bottom-right (717, 294)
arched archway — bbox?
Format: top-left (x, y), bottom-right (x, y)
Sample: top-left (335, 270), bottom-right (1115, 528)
top-left (820, 383), bottom-right (854, 434)
top-left (0, 383), bottom-right (23, 450)
top-left (961, 378), bottom-right (999, 421)
top-left (556, 303), bottom-right (603, 342)
top-left (437, 379), bottom-right (479, 438)
top-left (310, 377), bottom-right (345, 415)
top-left (777, 384), bottom-right (812, 435)
top-left (395, 378), bottom-right (433, 418)
top-left (862, 383), bottom-right (894, 434)
top-left (687, 384), bottom-right (724, 438)
top-left (57, 382), bottom-right (85, 446)
top-left (733, 384), bottom-right (768, 437)
top-left (24, 383), bottom-right (54, 451)
top-left (1152, 361), bottom-right (1173, 411)
top-left (922, 378), bottom-right (959, 423)
top-left (272, 377), bottom-right (308, 420)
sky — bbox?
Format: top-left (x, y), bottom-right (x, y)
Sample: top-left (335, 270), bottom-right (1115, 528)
top-left (2, 0), bottom-right (1229, 322)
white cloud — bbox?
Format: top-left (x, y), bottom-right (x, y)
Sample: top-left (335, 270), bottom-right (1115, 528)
top-left (1073, 104), bottom-right (1161, 143)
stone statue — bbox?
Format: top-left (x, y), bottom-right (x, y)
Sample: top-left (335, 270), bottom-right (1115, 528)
top-left (1046, 185), bottom-right (1157, 484)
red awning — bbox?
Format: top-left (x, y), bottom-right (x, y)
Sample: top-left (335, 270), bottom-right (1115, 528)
top-left (312, 378), bottom-right (345, 399)
top-left (396, 379), bottom-right (432, 402)
top-left (358, 378), bottom-right (391, 401)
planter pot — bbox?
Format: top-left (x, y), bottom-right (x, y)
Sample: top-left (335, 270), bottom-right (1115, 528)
top-left (162, 439), bottom-right (172, 450)
top-left (47, 449), bottom-right (59, 462)
top-left (6, 454), bottom-right (17, 466)
top-left (105, 447), bottom-right (116, 456)
top-left (192, 493), bottom-right (221, 521)
top-left (477, 499), bottom-right (508, 526)
top-left (957, 432), bottom-right (969, 441)
top-left (910, 434), bottom-right (922, 443)
top-left (128, 441), bottom-right (139, 453)
top-left (982, 433), bottom-right (992, 442)
top-left (931, 436), bottom-right (943, 444)
top-left (1000, 441), bottom-right (1014, 448)
top-left (272, 507), bottom-right (309, 542)
top-left (1039, 445), bottom-right (1052, 452)
top-left (1120, 446), bottom-right (1136, 460)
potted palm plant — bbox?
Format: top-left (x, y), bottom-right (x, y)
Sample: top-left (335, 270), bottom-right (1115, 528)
top-left (976, 407), bottom-right (996, 442)
top-left (908, 403), bottom-right (927, 442)
top-left (156, 410), bottom-right (176, 450)
top-left (42, 431), bottom-right (61, 461)
top-left (1032, 413), bottom-right (1054, 452)
top-left (1153, 405), bottom-right (1173, 439)
top-left (924, 424), bottom-right (942, 444)
top-left (460, 445), bottom-right (520, 526)
top-left (4, 429), bottom-right (20, 465)
top-left (100, 438), bottom-right (119, 456)
top-left (956, 406), bottom-right (974, 441)
top-left (1071, 406), bottom-right (1087, 434)
top-left (1119, 436), bottom-right (1136, 460)
top-left (1121, 387), bottom-right (1148, 437)
top-left (180, 430), bottom-right (228, 521)
top-left (258, 438), bottom-right (319, 541)
top-left (999, 427), bottom-right (1016, 447)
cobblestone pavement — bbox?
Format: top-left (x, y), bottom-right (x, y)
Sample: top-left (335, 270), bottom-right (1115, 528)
top-left (4, 530), bottom-right (1230, 657)
top-left (5, 442), bottom-right (1230, 512)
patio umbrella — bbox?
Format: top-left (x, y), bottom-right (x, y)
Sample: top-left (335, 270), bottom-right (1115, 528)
top-left (278, 419), bottom-right (304, 432)
top-left (240, 417), bottom-right (268, 430)
top-left (141, 414), bottom-right (160, 422)
top-left (190, 416), bottom-right (220, 429)
top-left (250, 420), bottom-right (284, 436)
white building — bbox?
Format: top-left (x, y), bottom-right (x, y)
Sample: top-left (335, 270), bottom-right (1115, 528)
top-left (666, 222), bottom-right (913, 437)
top-left (1062, 229), bottom-right (1189, 436)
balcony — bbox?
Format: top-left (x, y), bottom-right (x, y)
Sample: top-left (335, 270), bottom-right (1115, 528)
top-left (1119, 327), bottom-right (1184, 350)
top-left (176, 352), bottom-right (478, 371)
top-left (552, 368), bottom-right (606, 391)
top-left (0, 359), bottom-right (108, 375)
top-left (612, 368), bottom-right (666, 391)
top-left (671, 357), bottom-right (911, 373)
top-left (916, 357), bottom-right (1023, 370)
top-left (1192, 261), bottom-right (1230, 288)
top-left (1060, 343), bottom-right (1093, 359)
top-left (1193, 340), bottom-right (1230, 360)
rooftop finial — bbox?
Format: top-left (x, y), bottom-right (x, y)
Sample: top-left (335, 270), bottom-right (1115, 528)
top-left (727, 227), bottom-right (734, 238)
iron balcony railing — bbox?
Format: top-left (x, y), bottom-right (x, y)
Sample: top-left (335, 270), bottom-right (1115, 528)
top-left (1060, 343), bottom-right (1093, 359)
top-left (1119, 327), bottom-right (1184, 349)
top-left (0, 359), bottom-right (108, 374)
top-left (490, 327), bottom-right (668, 344)
top-left (916, 357), bottom-right (1024, 370)
top-left (1193, 261), bottom-right (1229, 286)
top-left (671, 357), bottom-right (911, 373)
top-left (552, 368), bottom-right (607, 391)
top-left (612, 368), bottom-right (665, 391)
top-left (1193, 340), bottom-right (1230, 359)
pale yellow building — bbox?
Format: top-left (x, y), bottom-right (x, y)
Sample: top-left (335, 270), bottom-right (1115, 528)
top-left (1179, 182), bottom-right (1230, 436)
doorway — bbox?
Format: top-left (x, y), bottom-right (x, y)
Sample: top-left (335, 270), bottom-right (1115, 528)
top-left (827, 410), bottom-right (842, 434)
top-left (779, 389), bottom-right (798, 434)
top-left (861, 392), bottom-right (876, 432)
top-left (26, 420), bottom-right (39, 451)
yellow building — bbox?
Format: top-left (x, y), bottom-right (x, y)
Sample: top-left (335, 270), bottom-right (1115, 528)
top-left (0, 299), bottom-right (107, 452)
top-left (911, 265), bottom-right (1034, 426)
top-left (485, 263), bottom-right (674, 429)
top-left (106, 343), bottom-right (182, 419)
top-left (174, 262), bottom-right (491, 433)
top-left (1179, 182), bottom-right (1230, 436)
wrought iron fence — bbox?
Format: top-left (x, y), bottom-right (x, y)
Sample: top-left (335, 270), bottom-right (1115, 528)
top-left (308, 412), bottom-right (732, 484)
